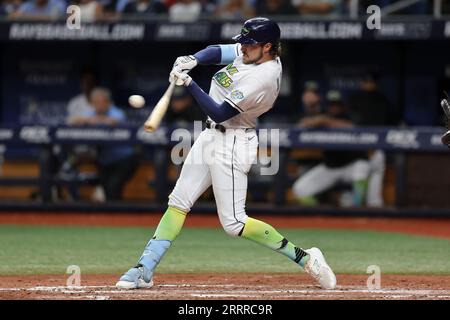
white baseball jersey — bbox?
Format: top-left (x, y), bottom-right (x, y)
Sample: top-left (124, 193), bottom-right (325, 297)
top-left (168, 43), bottom-right (282, 236)
top-left (208, 44), bottom-right (282, 129)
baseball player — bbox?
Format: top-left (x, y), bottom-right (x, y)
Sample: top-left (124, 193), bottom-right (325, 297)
top-left (116, 17), bottom-right (336, 290)
top-left (293, 90), bottom-right (370, 207)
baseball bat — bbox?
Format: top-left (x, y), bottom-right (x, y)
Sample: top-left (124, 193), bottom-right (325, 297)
top-left (144, 81), bottom-right (176, 132)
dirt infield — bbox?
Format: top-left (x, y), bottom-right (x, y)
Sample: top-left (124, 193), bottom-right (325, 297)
top-left (1, 212), bottom-right (450, 300)
top-left (1, 274), bottom-right (450, 300)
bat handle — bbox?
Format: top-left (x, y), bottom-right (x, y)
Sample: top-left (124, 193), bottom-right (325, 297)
top-left (166, 81), bottom-right (176, 96)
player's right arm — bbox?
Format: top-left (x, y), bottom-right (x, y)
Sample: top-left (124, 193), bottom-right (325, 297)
top-left (173, 44), bottom-right (240, 72)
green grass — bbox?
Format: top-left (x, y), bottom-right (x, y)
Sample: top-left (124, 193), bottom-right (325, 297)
top-left (0, 225), bottom-right (449, 275)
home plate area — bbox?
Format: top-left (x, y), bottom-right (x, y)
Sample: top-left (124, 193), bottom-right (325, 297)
top-left (1, 274), bottom-right (450, 300)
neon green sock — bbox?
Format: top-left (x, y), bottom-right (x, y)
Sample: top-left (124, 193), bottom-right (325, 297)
top-left (153, 206), bottom-right (187, 241)
top-left (352, 179), bottom-right (368, 207)
top-left (297, 196), bottom-right (318, 206)
top-left (241, 217), bottom-right (309, 268)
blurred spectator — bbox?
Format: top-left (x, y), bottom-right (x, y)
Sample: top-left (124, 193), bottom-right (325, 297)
top-left (215, 0), bottom-right (254, 20)
top-left (292, 0), bottom-right (341, 16)
top-left (200, 0), bottom-right (217, 15)
top-left (114, 0), bottom-right (129, 12)
top-left (169, 0), bottom-right (201, 22)
top-left (67, 70), bottom-right (97, 125)
top-left (0, 0), bottom-right (23, 16)
top-left (88, 0), bottom-right (121, 20)
top-left (72, 87), bottom-right (139, 200)
top-left (70, 0), bottom-right (104, 22)
top-left (298, 80), bottom-right (322, 120)
top-left (292, 90), bottom-right (370, 207)
top-left (347, 71), bottom-right (395, 207)
top-left (165, 86), bottom-right (204, 126)
top-left (11, 0), bottom-right (65, 19)
top-left (347, 71), bottom-right (395, 126)
top-left (255, 0), bottom-right (297, 15)
top-left (122, 0), bottom-right (167, 16)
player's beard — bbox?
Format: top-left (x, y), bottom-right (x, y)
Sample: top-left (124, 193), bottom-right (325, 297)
top-left (243, 47), bottom-right (263, 65)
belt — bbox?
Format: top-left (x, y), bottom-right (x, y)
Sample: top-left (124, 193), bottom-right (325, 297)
top-left (205, 120), bottom-right (255, 133)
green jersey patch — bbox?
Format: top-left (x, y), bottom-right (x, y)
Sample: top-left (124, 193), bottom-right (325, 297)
top-left (213, 63), bottom-right (239, 88)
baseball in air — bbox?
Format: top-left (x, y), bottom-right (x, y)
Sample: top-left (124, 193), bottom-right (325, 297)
top-left (128, 95), bottom-right (145, 108)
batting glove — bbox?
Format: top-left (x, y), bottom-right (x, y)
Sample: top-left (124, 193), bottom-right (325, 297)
top-left (169, 66), bottom-right (184, 86)
top-left (169, 67), bottom-right (192, 87)
top-left (173, 55), bottom-right (198, 73)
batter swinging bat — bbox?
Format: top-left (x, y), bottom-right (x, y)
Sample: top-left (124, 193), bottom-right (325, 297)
top-left (144, 81), bottom-right (176, 132)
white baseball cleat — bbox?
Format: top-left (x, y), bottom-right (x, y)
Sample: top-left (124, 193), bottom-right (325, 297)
top-left (116, 266), bottom-right (153, 290)
top-left (304, 247), bottom-right (337, 290)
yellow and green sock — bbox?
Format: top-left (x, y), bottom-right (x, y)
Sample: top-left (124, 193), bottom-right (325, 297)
top-left (240, 217), bottom-right (309, 268)
top-left (153, 206), bottom-right (187, 240)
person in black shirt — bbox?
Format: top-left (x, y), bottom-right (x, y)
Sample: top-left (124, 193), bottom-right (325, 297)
top-left (292, 90), bottom-right (370, 207)
top-left (347, 71), bottom-right (395, 207)
top-left (347, 72), bottom-right (395, 126)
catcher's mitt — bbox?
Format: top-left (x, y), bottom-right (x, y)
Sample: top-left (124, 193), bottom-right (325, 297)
top-left (441, 93), bottom-right (450, 147)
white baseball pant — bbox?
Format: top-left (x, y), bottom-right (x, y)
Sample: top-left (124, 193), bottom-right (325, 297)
top-left (366, 150), bottom-right (385, 207)
top-left (168, 128), bottom-right (258, 236)
top-left (292, 160), bottom-right (371, 198)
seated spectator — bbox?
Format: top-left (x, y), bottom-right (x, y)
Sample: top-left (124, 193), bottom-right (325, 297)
top-left (165, 86), bottom-right (204, 126)
top-left (215, 0), bottom-right (255, 20)
top-left (70, 0), bottom-right (104, 22)
top-left (122, 0), bottom-right (167, 17)
top-left (298, 80), bottom-right (322, 120)
top-left (292, 0), bottom-right (341, 16)
top-left (67, 70), bottom-right (97, 125)
top-left (256, 0), bottom-right (297, 16)
top-left (200, 0), bottom-right (218, 15)
top-left (11, 0), bottom-right (65, 20)
top-left (58, 70), bottom-right (97, 201)
top-left (0, 0), bottom-right (23, 16)
top-left (72, 87), bottom-right (139, 201)
top-left (292, 90), bottom-right (370, 207)
top-left (169, 0), bottom-right (201, 22)
top-left (89, 0), bottom-right (121, 20)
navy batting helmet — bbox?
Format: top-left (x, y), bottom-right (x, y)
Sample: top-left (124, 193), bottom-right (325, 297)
top-left (233, 17), bottom-right (281, 45)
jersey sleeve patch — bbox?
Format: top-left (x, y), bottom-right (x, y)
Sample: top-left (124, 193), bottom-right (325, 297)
top-left (231, 90), bottom-right (244, 100)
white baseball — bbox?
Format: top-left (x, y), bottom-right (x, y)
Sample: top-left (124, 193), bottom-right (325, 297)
top-left (129, 95), bottom-right (145, 108)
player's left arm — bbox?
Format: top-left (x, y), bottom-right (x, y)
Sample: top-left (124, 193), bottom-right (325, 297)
top-left (173, 44), bottom-right (240, 73)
